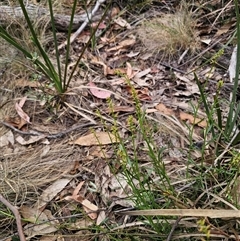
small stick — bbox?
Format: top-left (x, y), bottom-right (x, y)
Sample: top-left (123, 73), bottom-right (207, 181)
top-left (0, 121), bottom-right (95, 139)
top-left (166, 217), bottom-right (182, 241)
top-left (0, 194), bottom-right (26, 241)
top-left (58, 0), bottom-right (107, 50)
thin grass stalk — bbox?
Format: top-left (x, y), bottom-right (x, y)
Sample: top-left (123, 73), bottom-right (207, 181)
top-left (83, 2), bottom-right (96, 50)
top-left (0, 29), bottom-right (31, 58)
top-left (65, 2), bottom-right (111, 89)
top-left (195, 73), bottom-right (215, 138)
top-left (224, 101), bottom-right (240, 139)
top-left (0, 30), bottom-right (57, 80)
top-left (213, 91), bottom-right (223, 155)
top-left (224, 0), bottom-right (240, 139)
top-left (18, 0), bottom-right (62, 93)
top-left (127, 78), bottom-right (173, 192)
top-left (62, 0), bottom-right (79, 91)
top-left (232, 1), bottom-right (240, 103)
top-left (48, 0), bottom-right (63, 90)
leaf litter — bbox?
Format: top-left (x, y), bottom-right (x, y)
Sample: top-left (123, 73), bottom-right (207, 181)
top-left (0, 0), bottom-right (239, 240)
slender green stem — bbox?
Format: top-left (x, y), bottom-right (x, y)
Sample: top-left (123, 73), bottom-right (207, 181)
top-left (18, 0), bottom-right (62, 93)
top-left (62, 0), bottom-right (78, 92)
top-left (48, 0), bottom-right (63, 90)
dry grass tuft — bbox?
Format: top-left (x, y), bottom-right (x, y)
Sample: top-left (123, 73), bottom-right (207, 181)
top-left (0, 138), bottom-right (80, 238)
top-left (0, 141), bottom-right (76, 200)
top-left (137, 6), bottom-right (200, 59)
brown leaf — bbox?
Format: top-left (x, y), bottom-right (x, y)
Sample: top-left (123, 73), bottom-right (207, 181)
top-left (39, 236), bottom-right (57, 241)
top-left (20, 206), bottom-right (58, 237)
top-left (155, 103), bottom-right (207, 128)
top-left (96, 211), bottom-right (106, 225)
top-left (136, 88), bottom-right (152, 101)
top-left (88, 82), bottom-right (111, 99)
top-left (14, 78), bottom-right (40, 88)
top-left (34, 178), bottom-right (71, 210)
top-left (125, 86), bottom-right (152, 101)
top-left (215, 22), bottom-right (233, 37)
top-left (105, 106), bottom-right (135, 113)
top-left (71, 132), bottom-right (118, 146)
top-left (68, 181), bottom-right (98, 220)
top-left (15, 96), bottom-right (31, 124)
top-left (16, 135), bottom-right (46, 145)
top-left (179, 112), bottom-right (207, 128)
top-left (113, 17), bottom-right (131, 29)
top-left (0, 130), bottom-right (14, 147)
top-left (107, 38), bottom-right (135, 52)
top-left (72, 181), bottom-right (85, 197)
top-left (126, 62), bottom-right (135, 79)
top-left (90, 146), bottom-right (111, 158)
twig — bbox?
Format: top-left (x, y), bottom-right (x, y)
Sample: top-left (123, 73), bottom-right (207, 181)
top-left (0, 194), bottom-right (26, 241)
top-left (179, 40), bottom-right (221, 68)
top-left (58, 0), bottom-right (107, 50)
top-left (166, 217), bottom-right (182, 241)
top-left (0, 121), bottom-right (95, 139)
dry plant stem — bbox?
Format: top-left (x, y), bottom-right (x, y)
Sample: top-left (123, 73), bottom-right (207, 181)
top-left (213, 130), bottom-right (240, 166)
top-left (0, 121), bottom-right (95, 139)
top-left (64, 102), bottom-right (97, 124)
top-left (65, 102), bottom-right (125, 127)
top-left (58, 0), bottom-right (107, 50)
top-left (180, 40), bottom-right (221, 68)
top-left (166, 217), bottom-right (182, 241)
top-left (118, 209), bottom-right (240, 218)
top-left (0, 194), bottom-right (26, 241)
top-left (210, 0), bottom-right (232, 28)
top-left (159, 62), bottom-right (186, 74)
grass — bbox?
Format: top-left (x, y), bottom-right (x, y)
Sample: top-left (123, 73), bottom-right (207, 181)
top-left (137, 2), bottom-right (200, 59)
top-left (108, 95), bottom-right (240, 238)
top-left (0, 0), bottom-right (108, 96)
top-left (1, 0), bottom-right (240, 240)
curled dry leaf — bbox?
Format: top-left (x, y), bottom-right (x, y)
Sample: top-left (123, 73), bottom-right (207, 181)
top-left (107, 38), bottom-right (135, 52)
top-left (114, 17), bottom-right (131, 29)
top-left (126, 62), bottom-right (136, 79)
top-left (96, 210), bottom-right (106, 225)
top-left (15, 96), bottom-right (31, 124)
top-left (67, 181), bottom-right (98, 220)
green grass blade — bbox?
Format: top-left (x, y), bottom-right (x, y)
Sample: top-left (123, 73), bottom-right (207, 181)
top-left (48, 0), bottom-right (63, 89)
top-left (0, 28), bottom-right (32, 58)
top-left (214, 95), bottom-right (222, 130)
top-left (65, 1), bottom-right (111, 89)
top-left (0, 27), bottom-right (54, 79)
top-left (195, 73), bottom-right (215, 137)
top-left (18, 0), bottom-right (63, 93)
top-left (224, 0), bottom-right (240, 140)
top-left (62, 0), bottom-right (79, 92)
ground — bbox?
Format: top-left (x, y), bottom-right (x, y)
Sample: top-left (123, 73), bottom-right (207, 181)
top-left (0, 0), bottom-right (240, 240)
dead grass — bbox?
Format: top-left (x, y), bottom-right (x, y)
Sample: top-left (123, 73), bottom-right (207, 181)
top-left (0, 96), bottom-right (79, 202)
top-left (1, 142), bottom-right (74, 192)
top-left (137, 5), bottom-right (200, 59)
